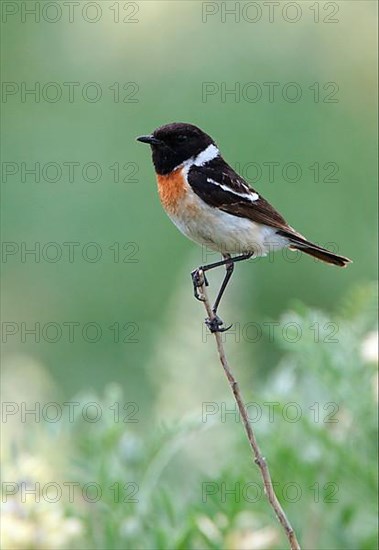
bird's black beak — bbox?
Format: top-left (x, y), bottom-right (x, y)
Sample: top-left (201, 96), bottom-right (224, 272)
top-left (136, 135), bottom-right (163, 146)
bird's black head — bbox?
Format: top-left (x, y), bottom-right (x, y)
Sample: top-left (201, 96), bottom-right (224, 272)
top-left (136, 122), bottom-right (216, 175)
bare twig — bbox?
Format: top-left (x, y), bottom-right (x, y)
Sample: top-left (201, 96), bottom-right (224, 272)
top-left (196, 269), bottom-right (301, 550)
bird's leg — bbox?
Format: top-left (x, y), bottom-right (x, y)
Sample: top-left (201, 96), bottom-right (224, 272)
top-left (191, 252), bottom-right (253, 332)
top-left (212, 256), bottom-right (234, 314)
top-left (205, 255), bottom-right (234, 333)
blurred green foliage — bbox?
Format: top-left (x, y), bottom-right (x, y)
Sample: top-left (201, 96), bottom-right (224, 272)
top-left (2, 287), bottom-right (377, 549)
top-left (1, 1), bottom-right (377, 549)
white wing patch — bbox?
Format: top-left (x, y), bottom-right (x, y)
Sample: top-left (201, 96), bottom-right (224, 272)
top-left (206, 178), bottom-right (259, 202)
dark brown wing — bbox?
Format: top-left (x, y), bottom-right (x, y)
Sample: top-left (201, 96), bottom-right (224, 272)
top-left (187, 158), bottom-right (352, 267)
top-left (187, 158), bottom-right (291, 231)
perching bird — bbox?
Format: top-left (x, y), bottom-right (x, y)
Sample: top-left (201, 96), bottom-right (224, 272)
top-left (137, 122), bottom-right (351, 332)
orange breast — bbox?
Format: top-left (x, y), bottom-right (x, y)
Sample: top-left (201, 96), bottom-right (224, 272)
top-left (156, 168), bottom-right (187, 215)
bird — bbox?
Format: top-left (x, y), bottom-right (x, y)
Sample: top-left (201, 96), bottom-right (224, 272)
top-left (137, 122), bottom-right (351, 332)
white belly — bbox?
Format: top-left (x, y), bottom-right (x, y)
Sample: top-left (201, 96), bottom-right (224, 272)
top-left (168, 192), bottom-right (288, 257)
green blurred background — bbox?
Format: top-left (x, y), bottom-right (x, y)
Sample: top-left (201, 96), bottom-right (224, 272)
top-left (1, 1), bottom-right (378, 549)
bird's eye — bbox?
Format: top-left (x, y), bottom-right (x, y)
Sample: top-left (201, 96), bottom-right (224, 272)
top-left (177, 135), bottom-right (188, 142)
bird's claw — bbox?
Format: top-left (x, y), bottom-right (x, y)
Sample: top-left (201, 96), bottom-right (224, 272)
top-left (191, 268), bottom-right (209, 301)
top-left (205, 314), bottom-right (233, 333)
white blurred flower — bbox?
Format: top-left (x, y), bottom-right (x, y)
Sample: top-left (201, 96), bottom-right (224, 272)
top-left (225, 525), bottom-right (279, 550)
top-left (1, 497), bottom-right (84, 549)
top-left (196, 515), bottom-right (222, 545)
top-left (1, 454), bottom-right (84, 549)
top-left (120, 516), bottom-right (142, 538)
top-left (361, 331), bottom-right (378, 363)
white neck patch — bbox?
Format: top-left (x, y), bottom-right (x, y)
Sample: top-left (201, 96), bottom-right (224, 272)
top-left (193, 144), bottom-right (219, 166)
top-left (179, 143), bottom-right (220, 173)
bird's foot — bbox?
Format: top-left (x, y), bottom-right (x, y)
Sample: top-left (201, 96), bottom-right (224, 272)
top-left (205, 314), bottom-right (233, 333)
top-left (191, 268), bottom-right (209, 301)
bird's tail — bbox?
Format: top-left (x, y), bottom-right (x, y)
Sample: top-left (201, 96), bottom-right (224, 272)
top-left (277, 229), bottom-right (352, 267)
